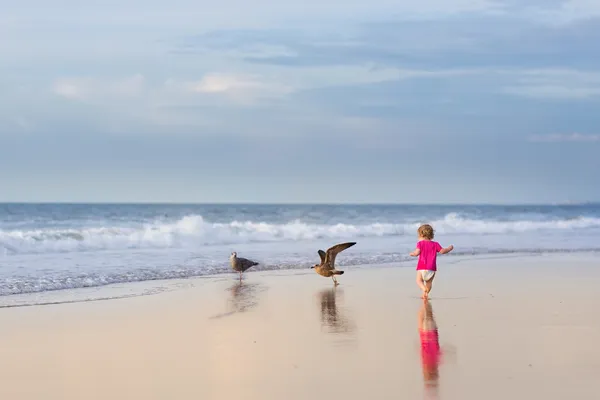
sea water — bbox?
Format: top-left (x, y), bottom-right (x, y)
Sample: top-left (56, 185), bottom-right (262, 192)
top-left (1, 203), bottom-right (599, 304)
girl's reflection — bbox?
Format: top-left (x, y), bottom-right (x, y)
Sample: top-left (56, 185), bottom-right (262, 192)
top-left (418, 300), bottom-right (441, 399)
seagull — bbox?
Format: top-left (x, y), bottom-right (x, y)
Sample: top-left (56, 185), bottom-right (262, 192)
top-left (230, 252), bottom-right (259, 280)
top-left (311, 242), bottom-right (356, 285)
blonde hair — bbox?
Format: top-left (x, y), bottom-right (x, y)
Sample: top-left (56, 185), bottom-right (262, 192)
top-left (418, 224), bottom-right (435, 240)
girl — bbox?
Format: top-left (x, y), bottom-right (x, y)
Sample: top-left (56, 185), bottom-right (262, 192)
top-left (410, 224), bottom-right (454, 298)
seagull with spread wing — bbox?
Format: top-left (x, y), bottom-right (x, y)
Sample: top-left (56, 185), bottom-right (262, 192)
top-left (311, 242), bottom-right (356, 285)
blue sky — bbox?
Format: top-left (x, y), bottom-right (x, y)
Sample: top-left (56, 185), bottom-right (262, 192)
top-left (1, 0), bottom-right (599, 203)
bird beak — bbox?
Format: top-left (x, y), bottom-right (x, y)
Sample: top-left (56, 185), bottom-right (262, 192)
top-left (310, 266), bottom-right (314, 269)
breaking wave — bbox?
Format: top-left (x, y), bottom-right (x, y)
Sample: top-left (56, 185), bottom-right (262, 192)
top-left (2, 213), bottom-right (600, 255)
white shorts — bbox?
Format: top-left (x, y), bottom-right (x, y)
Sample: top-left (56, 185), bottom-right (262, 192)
top-left (419, 270), bottom-right (436, 282)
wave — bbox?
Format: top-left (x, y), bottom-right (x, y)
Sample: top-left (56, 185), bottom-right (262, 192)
top-left (2, 213), bottom-right (600, 255)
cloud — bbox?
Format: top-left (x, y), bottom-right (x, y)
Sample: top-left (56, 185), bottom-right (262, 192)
top-left (14, 116), bottom-right (34, 132)
top-left (53, 81), bottom-right (85, 99)
top-left (185, 66), bottom-right (479, 96)
top-left (12, 4), bottom-right (600, 136)
top-left (49, 66), bottom-right (475, 112)
top-left (502, 69), bottom-right (600, 100)
top-left (3, 1), bottom-right (600, 203)
top-left (53, 74), bottom-right (146, 101)
top-left (181, 73), bottom-right (293, 104)
top-left (179, 13), bottom-right (600, 76)
top-left (39, 65), bottom-right (600, 140)
top-left (530, 0), bottom-right (600, 24)
top-left (503, 85), bottom-right (600, 100)
top-left (529, 133), bottom-right (600, 142)
top-left (190, 74), bottom-right (266, 93)
top-left (4, 1), bottom-right (500, 30)
top-left (0, 115), bottom-right (35, 135)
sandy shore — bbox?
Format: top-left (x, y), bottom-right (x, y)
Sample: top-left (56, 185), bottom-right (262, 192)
top-left (1, 254), bottom-right (599, 399)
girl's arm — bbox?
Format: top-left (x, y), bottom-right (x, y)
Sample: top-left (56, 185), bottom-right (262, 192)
top-left (439, 245), bottom-right (454, 254)
top-left (410, 248), bottom-right (421, 257)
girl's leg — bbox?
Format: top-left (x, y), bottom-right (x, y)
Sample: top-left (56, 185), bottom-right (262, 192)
top-left (416, 271), bottom-right (427, 297)
top-left (425, 275), bottom-right (435, 297)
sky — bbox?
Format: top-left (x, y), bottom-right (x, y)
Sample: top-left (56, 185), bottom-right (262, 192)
top-left (1, 0), bottom-right (599, 203)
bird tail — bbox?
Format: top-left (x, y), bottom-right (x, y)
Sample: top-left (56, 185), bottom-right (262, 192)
top-left (332, 270), bottom-right (344, 275)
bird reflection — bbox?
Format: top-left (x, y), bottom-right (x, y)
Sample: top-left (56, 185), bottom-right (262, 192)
top-left (210, 280), bottom-right (265, 319)
top-left (418, 300), bottom-right (442, 400)
top-left (318, 287), bottom-right (355, 335)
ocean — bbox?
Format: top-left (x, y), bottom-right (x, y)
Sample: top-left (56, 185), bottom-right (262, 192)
top-left (1, 203), bottom-right (599, 303)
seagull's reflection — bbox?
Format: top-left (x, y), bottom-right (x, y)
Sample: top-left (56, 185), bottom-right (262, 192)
top-left (317, 287), bottom-right (355, 335)
top-left (210, 280), bottom-right (265, 319)
top-left (418, 300), bottom-right (442, 400)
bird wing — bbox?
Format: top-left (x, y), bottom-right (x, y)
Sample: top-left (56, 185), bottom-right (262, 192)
top-left (238, 257), bottom-right (259, 271)
top-left (318, 250), bottom-right (326, 263)
top-left (323, 242), bottom-right (356, 270)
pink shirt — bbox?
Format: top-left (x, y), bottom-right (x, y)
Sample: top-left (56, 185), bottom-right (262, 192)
top-left (416, 240), bottom-right (442, 271)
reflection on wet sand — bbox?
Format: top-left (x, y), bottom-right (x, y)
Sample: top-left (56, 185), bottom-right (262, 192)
top-left (418, 300), bottom-right (442, 400)
top-left (317, 287), bottom-right (355, 335)
top-left (210, 280), bottom-right (266, 319)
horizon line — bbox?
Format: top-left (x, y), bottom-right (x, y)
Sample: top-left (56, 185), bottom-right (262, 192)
top-left (1, 201), bottom-right (598, 206)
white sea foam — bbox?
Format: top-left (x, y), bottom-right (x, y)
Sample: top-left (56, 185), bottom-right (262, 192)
top-left (2, 213), bottom-right (600, 256)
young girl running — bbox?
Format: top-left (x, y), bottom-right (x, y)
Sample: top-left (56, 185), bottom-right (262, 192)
top-left (410, 224), bottom-right (454, 299)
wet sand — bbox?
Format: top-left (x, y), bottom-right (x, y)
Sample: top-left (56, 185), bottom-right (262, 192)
top-left (1, 254), bottom-right (599, 399)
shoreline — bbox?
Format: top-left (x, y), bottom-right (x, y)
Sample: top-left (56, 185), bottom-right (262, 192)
top-left (1, 251), bottom-right (599, 309)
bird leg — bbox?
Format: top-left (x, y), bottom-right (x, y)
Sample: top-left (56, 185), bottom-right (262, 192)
top-left (332, 276), bottom-right (339, 286)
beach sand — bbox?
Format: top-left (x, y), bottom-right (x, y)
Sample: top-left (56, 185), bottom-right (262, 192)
top-left (1, 254), bottom-right (599, 399)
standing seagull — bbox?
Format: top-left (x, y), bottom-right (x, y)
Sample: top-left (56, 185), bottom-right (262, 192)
top-left (229, 252), bottom-right (259, 280)
top-left (311, 242), bottom-right (356, 285)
